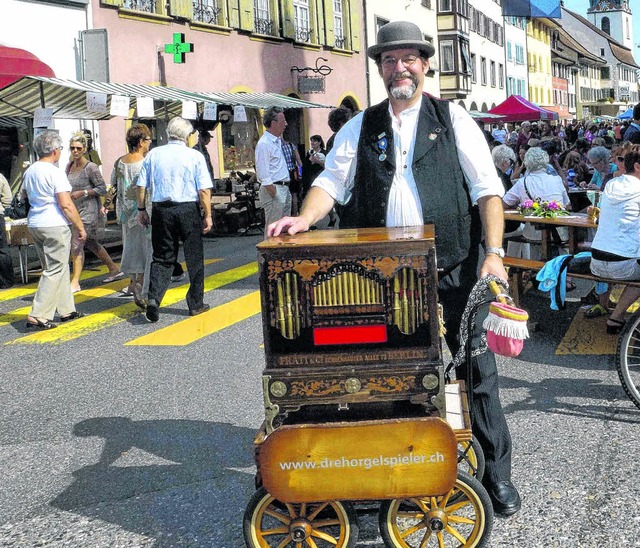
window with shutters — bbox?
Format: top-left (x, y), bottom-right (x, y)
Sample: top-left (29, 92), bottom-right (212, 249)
top-left (470, 53), bottom-right (476, 83)
top-left (490, 60), bottom-right (495, 87)
top-left (439, 0), bottom-right (451, 12)
top-left (193, 0), bottom-right (223, 24)
top-left (498, 63), bottom-right (504, 88)
top-left (506, 41), bottom-right (512, 62)
top-left (294, 0), bottom-right (312, 42)
top-left (123, 0), bottom-right (157, 13)
top-left (253, 0), bottom-right (274, 35)
top-left (440, 40), bottom-right (455, 73)
top-left (480, 56), bottom-right (486, 85)
top-left (460, 38), bottom-right (471, 75)
top-left (333, 0), bottom-right (346, 48)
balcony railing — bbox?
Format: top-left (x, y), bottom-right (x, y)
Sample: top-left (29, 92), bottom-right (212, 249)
top-left (123, 0), bottom-right (156, 13)
top-left (254, 17), bottom-right (275, 35)
top-left (334, 35), bottom-right (346, 49)
top-left (193, 1), bottom-right (222, 24)
top-left (295, 27), bottom-right (313, 42)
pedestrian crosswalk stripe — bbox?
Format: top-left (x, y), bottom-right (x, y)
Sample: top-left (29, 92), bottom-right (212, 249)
top-left (556, 308), bottom-right (616, 355)
top-left (0, 259), bottom-right (221, 329)
top-left (125, 291), bottom-right (261, 346)
top-left (0, 265), bottom-right (111, 304)
top-left (4, 262), bottom-right (257, 345)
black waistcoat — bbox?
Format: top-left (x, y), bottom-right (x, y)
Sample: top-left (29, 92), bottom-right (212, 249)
top-left (339, 94), bottom-right (480, 272)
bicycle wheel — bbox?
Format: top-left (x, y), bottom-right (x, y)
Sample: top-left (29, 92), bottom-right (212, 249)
top-left (615, 310), bottom-right (640, 410)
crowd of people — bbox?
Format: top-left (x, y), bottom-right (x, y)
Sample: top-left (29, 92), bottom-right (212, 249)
top-left (486, 104), bottom-right (640, 334)
top-left (2, 116), bottom-right (213, 329)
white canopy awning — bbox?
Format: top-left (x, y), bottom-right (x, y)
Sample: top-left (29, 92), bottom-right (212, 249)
top-left (0, 76), bottom-right (332, 120)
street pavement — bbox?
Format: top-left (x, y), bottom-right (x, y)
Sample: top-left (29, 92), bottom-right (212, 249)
top-left (0, 232), bottom-right (639, 547)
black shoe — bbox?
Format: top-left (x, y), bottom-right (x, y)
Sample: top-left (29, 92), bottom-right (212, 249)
top-left (60, 311), bottom-right (85, 322)
top-left (145, 299), bottom-right (159, 323)
top-left (189, 304), bottom-right (210, 316)
top-left (484, 481), bottom-right (521, 517)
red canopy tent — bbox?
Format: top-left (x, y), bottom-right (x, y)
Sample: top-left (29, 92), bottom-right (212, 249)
top-left (482, 95), bottom-right (558, 122)
top-left (0, 46), bottom-right (55, 89)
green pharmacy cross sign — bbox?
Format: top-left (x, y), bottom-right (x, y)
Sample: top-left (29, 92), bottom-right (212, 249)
top-left (164, 33), bottom-right (194, 64)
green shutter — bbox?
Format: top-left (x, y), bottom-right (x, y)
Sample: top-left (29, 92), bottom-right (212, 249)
top-left (228, 0), bottom-right (240, 28)
top-left (315, 0), bottom-right (325, 46)
top-left (238, 0), bottom-right (254, 30)
top-left (168, 0), bottom-right (193, 19)
top-left (323, 0), bottom-right (334, 47)
top-left (348, 0), bottom-right (360, 51)
top-left (281, 0), bottom-right (295, 39)
top-left (101, 0), bottom-right (124, 6)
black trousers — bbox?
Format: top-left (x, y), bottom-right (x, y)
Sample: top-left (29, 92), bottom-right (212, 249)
top-left (148, 202), bottom-right (205, 312)
top-left (0, 216), bottom-right (15, 289)
top-left (439, 259), bottom-right (513, 486)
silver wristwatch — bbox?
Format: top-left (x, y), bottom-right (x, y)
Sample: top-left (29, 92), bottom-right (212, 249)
top-left (486, 246), bottom-right (505, 259)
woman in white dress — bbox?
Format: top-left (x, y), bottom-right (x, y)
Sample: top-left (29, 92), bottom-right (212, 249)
top-left (111, 124), bottom-right (152, 308)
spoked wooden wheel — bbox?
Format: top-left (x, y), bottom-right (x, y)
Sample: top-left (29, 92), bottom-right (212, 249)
top-left (378, 472), bottom-right (493, 548)
top-left (616, 310), bottom-right (640, 410)
top-left (243, 487), bottom-right (359, 547)
top-left (457, 436), bottom-right (485, 481)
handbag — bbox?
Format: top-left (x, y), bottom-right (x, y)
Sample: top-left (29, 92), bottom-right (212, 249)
top-left (5, 188), bottom-right (30, 219)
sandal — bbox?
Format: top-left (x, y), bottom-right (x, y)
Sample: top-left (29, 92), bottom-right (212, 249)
top-left (26, 318), bottom-right (57, 330)
top-left (103, 271), bottom-right (125, 283)
top-left (606, 318), bottom-right (626, 335)
top-left (585, 304), bottom-right (608, 319)
top-left (60, 311), bottom-right (85, 322)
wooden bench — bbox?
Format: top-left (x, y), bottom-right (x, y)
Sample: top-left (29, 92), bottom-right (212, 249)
top-left (502, 256), bottom-right (640, 307)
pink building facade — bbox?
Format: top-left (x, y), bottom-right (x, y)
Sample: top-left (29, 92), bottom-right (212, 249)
top-left (90, 0), bottom-right (367, 180)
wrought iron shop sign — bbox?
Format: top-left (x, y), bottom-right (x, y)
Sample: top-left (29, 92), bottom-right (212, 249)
top-left (291, 57), bottom-right (332, 94)
top-left (298, 76), bottom-right (325, 94)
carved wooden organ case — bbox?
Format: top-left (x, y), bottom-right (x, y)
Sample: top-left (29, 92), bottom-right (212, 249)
top-left (257, 226), bottom-right (445, 432)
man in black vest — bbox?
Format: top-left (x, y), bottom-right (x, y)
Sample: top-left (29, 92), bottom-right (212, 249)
top-left (268, 21), bottom-right (519, 517)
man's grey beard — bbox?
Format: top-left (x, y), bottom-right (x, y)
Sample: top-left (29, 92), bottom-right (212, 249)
top-left (389, 82), bottom-right (417, 100)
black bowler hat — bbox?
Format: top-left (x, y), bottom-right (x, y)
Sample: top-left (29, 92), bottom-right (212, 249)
top-left (367, 21), bottom-right (435, 60)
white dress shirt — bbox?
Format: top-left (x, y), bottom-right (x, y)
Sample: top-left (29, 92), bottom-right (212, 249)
top-left (255, 131), bottom-right (290, 186)
top-left (313, 96), bottom-right (504, 227)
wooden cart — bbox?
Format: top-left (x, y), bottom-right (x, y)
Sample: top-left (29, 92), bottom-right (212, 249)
top-left (245, 227), bottom-right (493, 547)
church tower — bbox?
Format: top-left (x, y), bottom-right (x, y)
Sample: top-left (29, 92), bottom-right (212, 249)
top-left (587, 0), bottom-right (633, 50)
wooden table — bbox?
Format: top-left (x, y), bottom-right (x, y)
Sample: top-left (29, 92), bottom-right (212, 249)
top-left (504, 210), bottom-right (597, 260)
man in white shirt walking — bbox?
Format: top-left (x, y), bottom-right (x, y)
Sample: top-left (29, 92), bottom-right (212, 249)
top-left (268, 20), bottom-right (520, 518)
top-left (137, 117), bottom-right (213, 323)
top-left (255, 107), bottom-right (291, 235)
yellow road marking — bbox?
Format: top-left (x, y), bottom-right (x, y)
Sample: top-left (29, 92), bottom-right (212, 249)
top-left (0, 265), bottom-right (111, 304)
top-left (5, 262), bottom-right (257, 345)
top-left (125, 291), bottom-right (261, 346)
top-left (0, 259), bottom-right (221, 328)
top-left (556, 308), bottom-right (617, 355)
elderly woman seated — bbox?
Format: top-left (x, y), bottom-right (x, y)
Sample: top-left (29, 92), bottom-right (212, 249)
top-left (588, 146), bottom-right (640, 334)
top-left (583, 146), bottom-right (616, 190)
top-left (502, 147), bottom-right (571, 260)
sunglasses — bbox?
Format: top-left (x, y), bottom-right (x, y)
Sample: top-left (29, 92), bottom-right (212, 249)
top-left (70, 146), bottom-right (84, 151)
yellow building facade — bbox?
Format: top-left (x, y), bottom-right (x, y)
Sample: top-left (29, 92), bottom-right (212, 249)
top-left (526, 19), bottom-right (552, 108)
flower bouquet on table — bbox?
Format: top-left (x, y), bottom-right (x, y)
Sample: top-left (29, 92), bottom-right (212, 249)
top-left (517, 198), bottom-right (570, 218)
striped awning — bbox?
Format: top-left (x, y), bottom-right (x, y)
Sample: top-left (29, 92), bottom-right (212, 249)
top-left (0, 76), bottom-right (332, 120)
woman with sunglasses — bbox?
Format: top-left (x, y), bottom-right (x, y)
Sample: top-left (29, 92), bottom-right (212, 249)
top-left (66, 133), bottom-right (122, 292)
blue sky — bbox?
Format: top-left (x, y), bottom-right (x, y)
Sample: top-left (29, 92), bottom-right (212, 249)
top-left (561, 0), bottom-right (640, 64)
